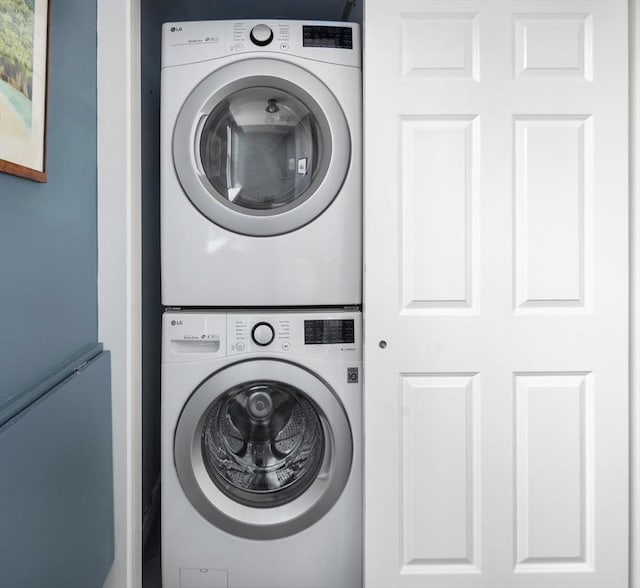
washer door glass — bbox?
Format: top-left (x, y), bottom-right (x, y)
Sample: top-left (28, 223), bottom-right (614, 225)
top-left (173, 359), bottom-right (353, 539)
top-left (172, 59), bottom-right (351, 236)
top-left (201, 380), bottom-right (324, 507)
top-left (200, 87), bottom-right (320, 212)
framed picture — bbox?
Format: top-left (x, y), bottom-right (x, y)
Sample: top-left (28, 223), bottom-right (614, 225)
top-left (0, 0), bottom-right (50, 182)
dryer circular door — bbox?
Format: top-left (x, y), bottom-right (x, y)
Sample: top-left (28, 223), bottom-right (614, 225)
top-left (174, 358), bottom-right (353, 539)
top-left (172, 58), bottom-right (351, 236)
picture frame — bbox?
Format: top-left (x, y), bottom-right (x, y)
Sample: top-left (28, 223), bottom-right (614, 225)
top-left (0, 0), bottom-right (50, 183)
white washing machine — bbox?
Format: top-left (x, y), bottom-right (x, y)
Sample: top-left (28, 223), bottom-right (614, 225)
top-left (161, 20), bottom-right (362, 307)
top-left (162, 309), bottom-right (362, 588)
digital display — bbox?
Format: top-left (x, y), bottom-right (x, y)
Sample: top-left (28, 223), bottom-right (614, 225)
top-left (302, 26), bottom-right (353, 49)
top-left (304, 319), bottom-right (355, 344)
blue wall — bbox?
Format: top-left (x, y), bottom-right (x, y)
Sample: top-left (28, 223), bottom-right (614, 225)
top-left (0, 0), bottom-right (98, 406)
top-left (1, 352), bottom-right (114, 588)
top-left (0, 3), bottom-right (113, 585)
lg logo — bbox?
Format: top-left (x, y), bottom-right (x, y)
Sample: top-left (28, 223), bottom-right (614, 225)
top-left (170, 320), bottom-right (183, 326)
top-left (170, 26), bottom-right (183, 32)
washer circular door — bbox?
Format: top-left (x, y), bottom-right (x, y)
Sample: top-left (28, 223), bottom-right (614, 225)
top-left (173, 58), bottom-right (351, 236)
top-left (174, 359), bottom-right (353, 539)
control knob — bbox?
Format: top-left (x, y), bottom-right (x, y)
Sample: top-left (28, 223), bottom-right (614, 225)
top-left (250, 24), bottom-right (274, 46)
top-left (251, 322), bottom-right (275, 346)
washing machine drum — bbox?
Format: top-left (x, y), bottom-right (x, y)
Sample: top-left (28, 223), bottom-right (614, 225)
top-left (174, 359), bottom-right (353, 539)
top-left (172, 59), bottom-right (351, 236)
top-left (201, 381), bottom-right (325, 507)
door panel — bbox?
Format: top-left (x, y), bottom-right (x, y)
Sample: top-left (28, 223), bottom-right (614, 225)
top-left (364, 1), bottom-right (628, 587)
top-left (400, 374), bottom-right (480, 571)
top-left (514, 117), bottom-right (591, 309)
top-left (401, 117), bottom-right (479, 311)
top-left (514, 373), bottom-right (592, 568)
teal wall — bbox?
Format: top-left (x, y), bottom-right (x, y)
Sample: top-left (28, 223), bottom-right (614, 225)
top-left (0, 352), bottom-right (114, 588)
top-left (0, 3), bottom-right (113, 586)
top-left (0, 0), bottom-right (98, 407)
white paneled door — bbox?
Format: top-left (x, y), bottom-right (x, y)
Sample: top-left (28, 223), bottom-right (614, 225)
top-left (363, 1), bottom-right (629, 587)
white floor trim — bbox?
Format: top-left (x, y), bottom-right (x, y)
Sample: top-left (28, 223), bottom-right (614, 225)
top-left (97, 0), bottom-right (142, 586)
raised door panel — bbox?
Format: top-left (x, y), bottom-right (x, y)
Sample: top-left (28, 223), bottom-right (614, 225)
top-left (401, 14), bottom-right (479, 80)
top-left (401, 117), bottom-right (479, 312)
top-left (400, 374), bottom-right (480, 571)
top-left (514, 14), bottom-right (593, 80)
top-left (513, 117), bottom-right (592, 311)
top-left (514, 373), bottom-right (593, 569)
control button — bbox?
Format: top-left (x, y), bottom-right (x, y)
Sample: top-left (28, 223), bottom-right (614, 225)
top-left (235, 341), bottom-right (245, 352)
top-left (280, 42), bottom-right (289, 50)
top-left (234, 42), bottom-right (244, 50)
top-left (282, 342), bottom-right (290, 351)
top-left (250, 24), bottom-right (273, 46)
top-left (251, 322), bottom-right (275, 346)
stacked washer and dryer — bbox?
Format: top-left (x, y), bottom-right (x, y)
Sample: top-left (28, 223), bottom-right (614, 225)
top-left (160, 20), bottom-right (362, 588)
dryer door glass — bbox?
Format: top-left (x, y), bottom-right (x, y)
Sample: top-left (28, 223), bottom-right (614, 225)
top-left (199, 87), bottom-right (321, 211)
top-left (200, 380), bottom-right (325, 508)
top-left (172, 59), bottom-right (352, 237)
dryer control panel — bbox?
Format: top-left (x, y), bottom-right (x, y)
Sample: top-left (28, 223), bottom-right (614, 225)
top-left (302, 25), bottom-right (353, 49)
top-left (161, 19), bottom-right (361, 69)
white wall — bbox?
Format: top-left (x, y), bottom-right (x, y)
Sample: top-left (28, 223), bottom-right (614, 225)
top-left (97, 0), bottom-right (142, 586)
top-left (631, 1), bottom-right (639, 585)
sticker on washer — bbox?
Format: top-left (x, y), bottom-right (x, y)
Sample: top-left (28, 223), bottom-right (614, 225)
top-left (347, 367), bottom-right (359, 384)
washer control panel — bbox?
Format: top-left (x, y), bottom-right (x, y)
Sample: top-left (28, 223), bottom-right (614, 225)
top-left (304, 319), bottom-right (355, 344)
top-left (163, 313), bottom-right (226, 359)
top-left (229, 315), bottom-right (293, 354)
top-left (251, 322), bottom-right (276, 346)
top-left (163, 311), bottom-right (361, 362)
top-left (227, 311), bottom-right (360, 358)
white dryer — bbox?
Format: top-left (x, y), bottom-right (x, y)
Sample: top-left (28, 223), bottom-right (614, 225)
top-left (161, 20), bottom-right (362, 307)
top-left (162, 309), bottom-right (362, 588)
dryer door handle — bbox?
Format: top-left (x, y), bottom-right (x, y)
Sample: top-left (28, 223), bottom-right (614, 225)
top-left (193, 114), bottom-right (208, 177)
top-left (226, 123), bottom-right (233, 196)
